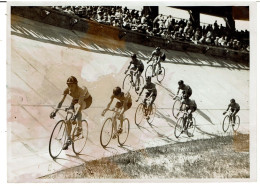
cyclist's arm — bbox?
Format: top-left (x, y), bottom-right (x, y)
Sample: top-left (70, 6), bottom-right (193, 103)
top-left (148, 53), bottom-right (155, 62)
top-left (126, 61), bottom-right (132, 72)
top-left (177, 88), bottom-right (180, 95)
top-left (139, 86), bottom-right (145, 97)
top-left (226, 104), bottom-right (230, 111)
top-left (54, 94), bottom-right (67, 113)
top-left (105, 96), bottom-right (114, 110)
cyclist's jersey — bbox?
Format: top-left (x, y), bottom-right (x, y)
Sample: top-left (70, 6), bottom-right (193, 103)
top-left (182, 99), bottom-right (197, 110)
top-left (63, 86), bottom-right (90, 104)
top-left (144, 82), bottom-right (157, 95)
top-left (111, 92), bottom-right (132, 106)
top-left (152, 50), bottom-right (166, 61)
top-left (228, 102), bottom-right (240, 110)
top-left (130, 59), bottom-right (144, 70)
top-left (179, 84), bottom-right (192, 93)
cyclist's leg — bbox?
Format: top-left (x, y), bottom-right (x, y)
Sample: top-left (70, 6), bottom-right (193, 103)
top-left (130, 67), bottom-right (136, 82)
top-left (158, 59), bottom-right (162, 72)
top-left (119, 102), bottom-right (132, 129)
top-left (233, 108), bottom-right (240, 123)
top-left (230, 108), bottom-right (235, 123)
top-left (136, 70), bottom-right (142, 88)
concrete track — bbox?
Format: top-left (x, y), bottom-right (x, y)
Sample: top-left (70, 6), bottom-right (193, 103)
top-left (8, 15), bottom-right (249, 182)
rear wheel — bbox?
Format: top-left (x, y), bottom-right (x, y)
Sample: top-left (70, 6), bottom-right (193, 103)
top-left (222, 115), bottom-right (230, 132)
top-left (72, 120), bottom-right (88, 154)
top-left (156, 66), bottom-right (165, 83)
top-left (49, 120), bottom-right (67, 159)
top-left (187, 117), bottom-right (196, 137)
top-left (175, 117), bottom-right (184, 138)
top-left (147, 103), bottom-right (156, 124)
top-left (135, 103), bottom-right (144, 125)
top-left (232, 115), bottom-right (240, 132)
top-left (122, 74), bottom-right (132, 92)
top-left (172, 99), bottom-right (182, 118)
top-left (100, 118), bottom-right (113, 148)
top-left (118, 118), bottom-right (130, 146)
top-left (145, 65), bottom-right (153, 78)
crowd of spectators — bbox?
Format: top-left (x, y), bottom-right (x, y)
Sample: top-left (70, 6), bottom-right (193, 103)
top-left (51, 6), bottom-right (249, 52)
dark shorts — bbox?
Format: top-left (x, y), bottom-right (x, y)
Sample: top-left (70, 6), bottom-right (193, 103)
top-left (183, 89), bottom-right (192, 97)
top-left (138, 66), bottom-right (144, 73)
top-left (145, 91), bottom-right (157, 98)
top-left (231, 108), bottom-right (240, 113)
top-left (186, 105), bottom-right (197, 112)
top-left (70, 95), bottom-right (92, 110)
top-left (115, 101), bottom-right (132, 111)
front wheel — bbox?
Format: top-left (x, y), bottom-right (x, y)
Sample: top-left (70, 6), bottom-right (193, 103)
top-left (135, 76), bottom-right (144, 94)
top-left (156, 66), bottom-right (165, 83)
top-left (147, 103), bottom-right (156, 124)
top-left (122, 74), bottom-right (132, 92)
top-left (222, 115), bottom-right (230, 132)
top-left (118, 118), bottom-right (130, 146)
top-left (175, 117), bottom-right (184, 138)
top-left (172, 99), bottom-right (182, 118)
top-left (145, 65), bottom-right (153, 78)
top-left (72, 120), bottom-right (88, 154)
top-left (100, 118), bottom-right (113, 148)
top-left (49, 120), bottom-right (67, 159)
top-left (232, 115), bottom-right (240, 132)
top-left (135, 103), bottom-right (144, 125)
top-left (187, 117), bottom-right (196, 137)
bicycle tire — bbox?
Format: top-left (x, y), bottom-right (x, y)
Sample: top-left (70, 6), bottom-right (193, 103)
top-left (187, 117), bottom-right (196, 137)
top-left (122, 74), bottom-right (132, 92)
top-left (232, 115), bottom-right (240, 132)
top-left (172, 99), bottom-right (182, 118)
top-left (145, 65), bottom-right (153, 78)
top-left (118, 118), bottom-right (130, 146)
top-left (49, 120), bottom-right (67, 159)
top-left (135, 76), bottom-right (144, 94)
top-left (175, 117), bottom-right (184, 138)
top-left (156, 66), bottom-right (165, 83)
top-left (100, 118), bottom-right (113, 148)
top-left (147, 103), bottom-right (156, 124)
top-left (222, 115), bottom-right (230, 132)
top-left (72, 120), bottom-right (88, 154)
top-left (135, 103), bottom-right (144, 125)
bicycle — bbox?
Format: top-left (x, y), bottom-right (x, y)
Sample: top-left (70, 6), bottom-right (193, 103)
top-left (100, 108), bottom-right (130, 148)
top-left (145, 59), bottom-right (165, 83)
top-left (172, 95), bottom-right (184, 118)
top-left (122, 69), bottom-right (144, 93)
top-left (49, 108), bottom-right (88, 159)
top-left (222, 110), bottom-right (240, 132)
top-left (174, 110), bottom-right (196, 138)
top-left (135, 94), bottom-right (157, 125)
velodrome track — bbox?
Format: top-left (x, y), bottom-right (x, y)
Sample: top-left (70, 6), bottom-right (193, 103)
top-left (8, 15), bottom-right (249, 182)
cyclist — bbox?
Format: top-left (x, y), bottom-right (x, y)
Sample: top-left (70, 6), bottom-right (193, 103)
top-left (102, 86), bottom-right (132, 138)
top-left (180, 94), bottom-right (197, 128)
top-left (125, 54), bottom-right (144, 91)
top-left (136, 76), bottom-right (157, 116)
top-left (50, 76), bottom-right (92, 150)
top-left (177, 80), bottom-right (192, 98)
top-left (147, 47), bottom-right (166, 76)
top-left (223, 99), bottom-right (240, 125)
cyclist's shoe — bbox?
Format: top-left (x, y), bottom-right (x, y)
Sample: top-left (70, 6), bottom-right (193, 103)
top-left (232, 122), bottom-right (235, 127)
top-left (146, 116), bottom-right (150, 120)
top-left (189, 121), bottom-right (193, 128)
top-left (158, 70), bottom-right (162, 74)
top-left (62, 139), bottom-right (72, 150)
top-left (117, 128), bottom-right (123, 135)
top-left (74, 127), bottom-right (82, 137)
top-left (136, 87), bottom-right (139, 91)
top-left (112, 133), bottom-right (117, 139)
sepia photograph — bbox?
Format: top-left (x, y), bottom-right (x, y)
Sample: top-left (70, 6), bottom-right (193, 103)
top-left (6, 0), bottom-right (257, 182)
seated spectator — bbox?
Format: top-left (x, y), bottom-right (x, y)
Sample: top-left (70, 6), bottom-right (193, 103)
top-left (146, 26), bottom-right (154, 36)
top-left (205, 30), bottom-right (213, 45)
top-left (198, 34), bottom-right (206, 44)
top-left (64, 6), bottom-right (75, 15)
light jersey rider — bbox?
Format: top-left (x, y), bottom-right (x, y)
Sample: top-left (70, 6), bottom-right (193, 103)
top-left (223, 99), bottom-right (240, 125)
top-left (147, 47), bottom-right (166, 76)
top-left (177, 80), bottom-right (192, 98)
top-left (102, 86), bottom-right (132, 138)
top-left (136, 76), bottom-right (157, 116)
top-left (180, 94), bottom-right (197, 128)
top-left (125, 54), bottom-right (144, 91)
top-left (50, 76), bottom-right (92, 150)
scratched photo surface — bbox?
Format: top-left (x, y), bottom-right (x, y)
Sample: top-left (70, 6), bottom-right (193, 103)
top-left (7, 3), bottom-right (253, 182)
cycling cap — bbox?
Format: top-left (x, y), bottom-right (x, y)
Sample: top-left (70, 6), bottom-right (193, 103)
top-left (67, 76), bottom-right (78, 84)
top-left (131, 53), bottom-right (137, 59)
top-left (230, 99), bottom-right (235, 103)
top-left (113, 86), bottom-right (121, 96)
top-left (178, 80), bottom-right (184, 85)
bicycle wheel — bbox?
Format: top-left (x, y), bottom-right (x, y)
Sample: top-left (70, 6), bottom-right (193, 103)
top-left (232, 115), bottom-right (240, 132)
top-left (156, 66), bottom-right (165, 83)
top-left (135, 76), bottom-right (144, 94)
top-left (100, 118), bottom-right (113, 148)
top-left (145, 65), bottom-right (153, 78)
top-left (72, 120), bottom-right (88, 154)
top-left (222, 115), bottom-right (230, 132)
top-left (135, 103), bottom-right (144, 125)
top-left (172, 99), bottom-right (182, 118)
top-left (49, 120), bottom-right (67, 159)
top-left (122, 74), bottom-right (132, 92)
top-left (147, 103), bottom-right (156, 124)
top-left (175, 117), bottom-right (184, 138)
top-left (187, 117), bottom-right (196, 137)
top-left (118, 118), bottom-right (130, 146)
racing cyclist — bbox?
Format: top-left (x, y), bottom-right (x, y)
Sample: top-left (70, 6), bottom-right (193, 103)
top-left (180, 94), bottom-right (197, 128)
top-left (50, 76), bottom-right (92, 150)
top-left (125, 54), bottom-right (144, 91)
top-left (147, 47), bottom-right (166, 76)
top-left (177, 80), bottom-right (192, 98)
top-left (136, 76), bottom-right (157, 116)
top-left (102, 86), bottom-right (132, 138)
top-left (223, 99), bottom-right (240, 125)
